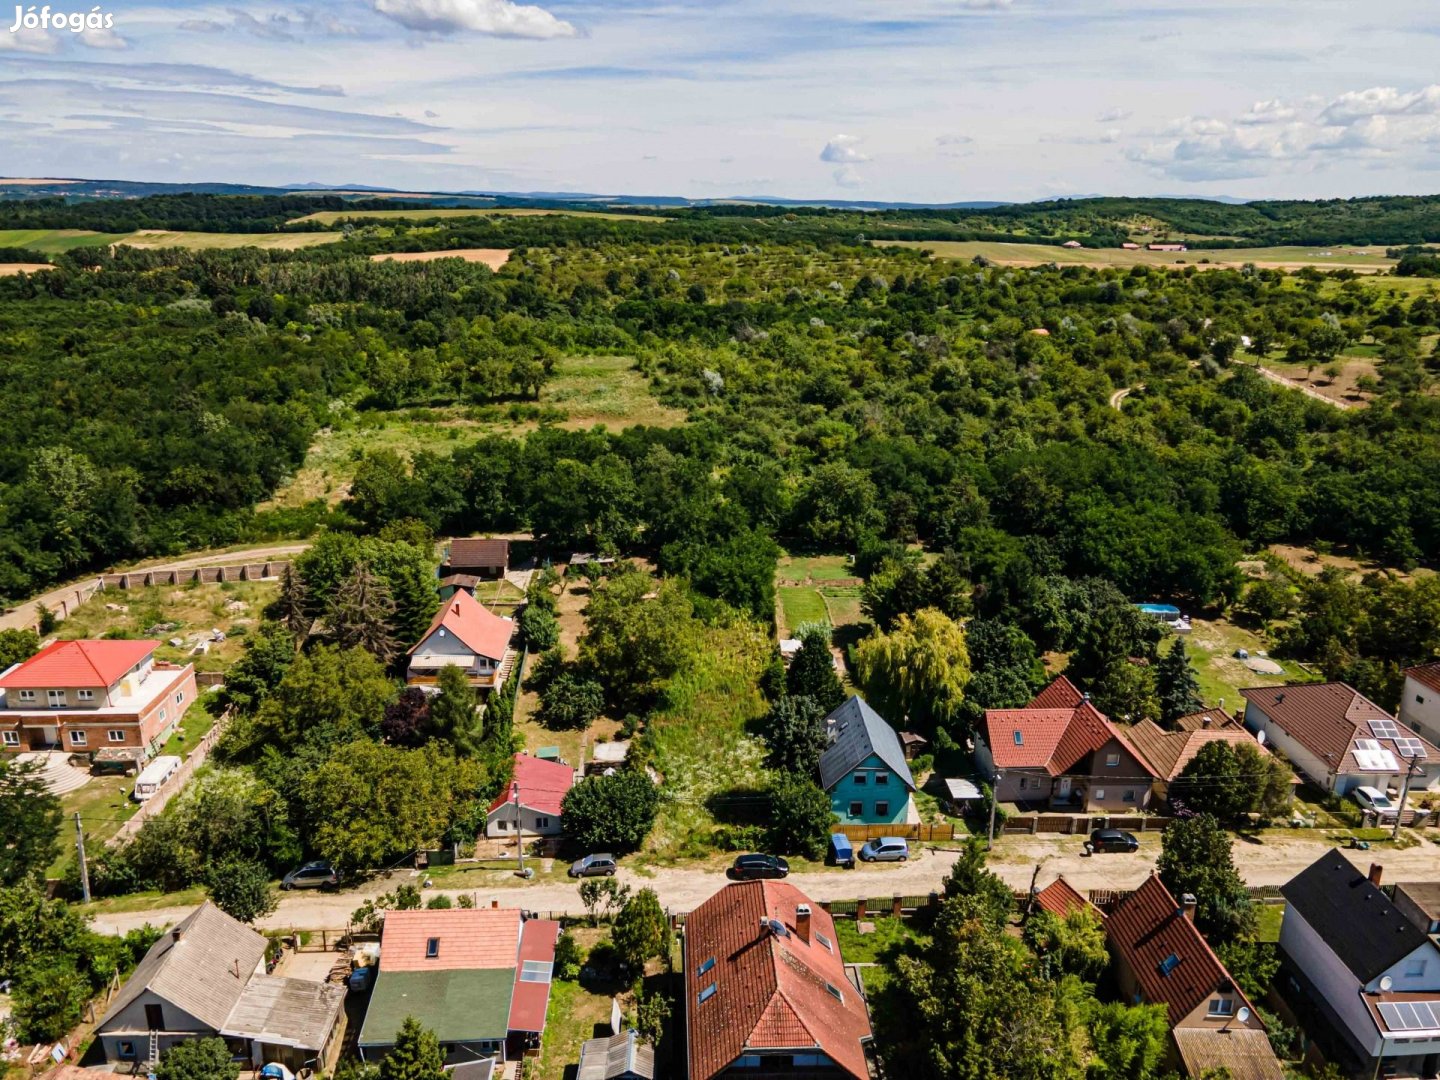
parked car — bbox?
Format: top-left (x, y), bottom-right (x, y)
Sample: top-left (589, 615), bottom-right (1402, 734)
top-left (731, 854), bottom-right (790, 880)
top-left (858, 837), bottom-right (909, 862)
top-left (1088, 829), bottom-right (1139, 853)
top-left (1352, 786), bottom-right (1398, 821)
top-left (568, 853), bottom-right (618, 878)
top-left (281, 861), bottom-right (339, 890)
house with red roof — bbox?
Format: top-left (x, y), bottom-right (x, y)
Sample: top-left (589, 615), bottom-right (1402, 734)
top-left (486, 753), bottom-right (575, 838)
top-left (1031, 875), bottom-right (1100, 920)
top-left (1107, 874), bottom-right (1281, 1080)
top-left (1400, 662), bottom-right (1440, 749)
top-left (977, 676), bottom-right (1155, 811)
top-left (406, 590), bottom-right (517, 693)
top-left (358, 908), bottom-right (559, 1066)
top-left (685, 880), bottom-right (873, 1080)
top-left (0, 639), bottom-right (196, 760)
top-left (1240, 682), bottom-right (1440, 797)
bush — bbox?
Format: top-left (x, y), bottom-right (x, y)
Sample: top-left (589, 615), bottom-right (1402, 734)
top-left (156, 1038), bottom-right (240, 1080)
top-left (561, 770), bottom-right (660, 852)
top-left (766, 774), bottom-right (834, 860)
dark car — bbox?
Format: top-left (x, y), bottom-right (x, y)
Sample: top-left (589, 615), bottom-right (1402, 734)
top-left (568, 854), bottom-right (618, 878)
top-left (281, 861), bottom-right (339, 890)
top-left (731, 854), bottom-right (790, 880)
top-left (1088, 829), bottom-right (1139, 853)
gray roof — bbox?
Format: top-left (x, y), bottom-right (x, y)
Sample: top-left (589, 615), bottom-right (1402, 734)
top-left (447, 1062), bottom-right (496, 1080)
top-left (577, 1031), bottom-right (656, 1080)
top-left (818, 696), bottom-right (915, 793)
top-left (99, 902), bottom-right (269, 1032)
top-left (221, 975), bottom-right (346, 1051)
top-left (1280, 851), bottom-right (1432, 982)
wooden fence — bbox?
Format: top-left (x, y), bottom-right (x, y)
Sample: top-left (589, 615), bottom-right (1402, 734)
top-left (831, 822), bottom-right (956, 842)
top-left (1003, 814), bottom-right (1174, 835)
top-left (107, 711), bottom-right (230, 846)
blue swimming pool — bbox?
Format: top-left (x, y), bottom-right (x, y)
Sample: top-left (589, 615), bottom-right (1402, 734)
top-left (1136, 603), bottom-right (1182, 617)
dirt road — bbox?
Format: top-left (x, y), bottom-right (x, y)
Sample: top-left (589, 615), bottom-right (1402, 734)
top-left (85, 835), bottom-right (1440, 936)
top-left (0, 543), bottom-right (313, 634)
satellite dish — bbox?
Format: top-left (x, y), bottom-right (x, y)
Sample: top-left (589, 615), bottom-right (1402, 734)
top-left (1256, 730), bottom-right (1267, 746)
top-left (1381, 976), bottom-right (1394, 992)
top-left (1236, 1007), bottom-right (1251, 1024)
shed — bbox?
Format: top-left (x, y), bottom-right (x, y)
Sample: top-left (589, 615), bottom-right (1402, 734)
top-left (899, 731), bottom-right (929, 759)
top-left (577, 1030), bottom-right (655, 1080)
top-left (942, 777), bottom-right (983, 813)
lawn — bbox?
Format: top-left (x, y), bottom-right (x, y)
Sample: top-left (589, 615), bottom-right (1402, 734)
top-left (290, 207), bottom-right (669, 226)
top-left (50, 773), bottom-right (141, 877)
top-left (157, 703), bottom-right (218, 759)
top-left (1183, 616), bottom-right (1313, 714)
top-left (777, 554), bottom-right (856, 583)
top-left (777, 586), bottom-right (829, 636)
top-left (54, 580), bottom-right (280, 673)
top-left (775, 554), bottom-right (867, 637)
top-left (531, 979), bottom-right (615, 1080)
top-left (1255, 903), bottom-right (1285, 943)
top-left (883, 239), bottom-right (1403, 273)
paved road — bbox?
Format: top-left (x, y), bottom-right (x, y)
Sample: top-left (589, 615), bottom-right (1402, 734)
top-left (85, 835), bottom-right (1440, 935)
top-left (0, 543), bottom-right (313, 634)
top-left (1108, 385), bottom-right (1142, 410)
top-left (1255, 364), bottom-right (1355, 410)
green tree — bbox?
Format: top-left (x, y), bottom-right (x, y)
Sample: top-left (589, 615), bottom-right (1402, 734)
top-left (1085, 1000), bottom-right (1170, 1080)
top-left (579, 876), bottom-right (630, 926)
top-left (378, 1017), bottom-right (446, 1080)
top-left (0, 756), bottom-right (62, 885)
top-left (1157, 814), bottom-right (1256, 946)
top-left (554, 930), bottom-right (584, 979)
top-left (785, 624), bottom-right (844, 710)
top-left (561, 770), bottom-right (660, 853)
top-left (429, 664), bottom-right (484, 754)
top-left (540, 671), bottom-right (606, 730)
top-left (0, 628), bottom-right (39, 669)
top-left (942, 839), bottom-right (1013, 930)
top-left (580, 574), bottom-right (700, 713)
top-left (249, 645), bottom-right (396, 753)
top-left (35, 604), bottom-right (57, 636)
top-left (1023, 907), bottom-right (1109, 981)
top-left (327, 561), bottom-right (400, 662)
top-left (633, 985), bottom-right (672, 1048)
top-left (963, 618), bottom-right (1045, 716)
top-left (767, 774), bottom-right (834, 860)
top-left (854, 607), bottom-right (971, 735)
top-left (1244, 576), bottom-right (1294, 629)
top-left (1156, 638), bottom-right (1203, 727)
top-left (213, 620), bottom-right (297, 717)
top-left (1169, 741), bottom-right (1250, 821)
top-left (206, 856), bottom-right (277, 924)
top-left (518, 604), bottom-right (559, 651)
top-left (760, 695), bottom-right (828, 775)
top-left (10, 956), bottom-right (90, 1042)
top-left (155, 1037), bottom-right (240, 1080)
top-left (612, 887), bottom-right (669, 972)
top-left (268, 564), bottom-right (312, 644)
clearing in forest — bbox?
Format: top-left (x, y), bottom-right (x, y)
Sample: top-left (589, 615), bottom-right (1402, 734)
top-left (0, 263), bottom-right (52, 275)
top-left (370, 248), bottom-right (512, 270)
top-left (774, 553), bottom-right (865, 638)
top-left (883, 239), bottom-right (1403, 273)
top-left (289, 207), bottom-right (668, 226)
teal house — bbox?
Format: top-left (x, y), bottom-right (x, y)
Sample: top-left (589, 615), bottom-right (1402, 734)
top-left (819, 696), bottom-right (916, 826)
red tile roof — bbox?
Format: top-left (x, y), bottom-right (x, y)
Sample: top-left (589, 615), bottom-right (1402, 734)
top-left (1127, 719), bottom-right (1269, 781)
top-left (1028, 674), bottom-right (1085, 709)
top-left (984, 685), bottom-right (1154, 779)
top-left (410, 589), bottom-right (514, 662)
top-left (1033, 876), bottom-right (1099, 920)
top-left (379, 909), bottom-right (521, 972)
top-left (448, 538), bottom-right (510, 569)
top-left (0, 639), bottom-right (157, 690)
top-left (1407, 662), bottom-right (1440, 697)
top-left (488, 754), bottom-right (575, 816)
top-left (507, 918), bottom-right (559, 1034)
top-left (685, 882), bottom-right (872, 1080)
top-left (1240, 682), bottom-right (1438, 775)
top-left (1106, 874), bottom-right (1262, 1028)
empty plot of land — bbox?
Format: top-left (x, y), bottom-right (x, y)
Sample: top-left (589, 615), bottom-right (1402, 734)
top-left (117, 229), bottom-right (342, 250)
top-left (370, 248), bottom-right (512, 270)
top-left (884, 239), bottom-right (1402, 273)
top-left (0, 263), bottom-right (52, 275)
top-left (290, 207), bottom-right (668, 226)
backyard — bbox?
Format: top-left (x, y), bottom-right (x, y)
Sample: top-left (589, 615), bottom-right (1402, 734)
top-left (775, 553), bottom-right (866, 638)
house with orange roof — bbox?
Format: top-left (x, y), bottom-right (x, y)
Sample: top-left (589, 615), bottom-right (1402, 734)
top-left (1107, 874), bottom-right (1281, 1080)
top-left (0, 639), bottom-right (195, 760)
top-left (1031, 875), bottom-right (1100, 920)
top-left (406, 589), bottom-right (517, 693)
top-left (1127, 717), bottom-right (1278, 802)
top-left (685, 880), bottom-right (873, 1080)
top-left (976, 676), bottom-right (1155, 811)
top-left (485, 753), bottom-right (574, 838)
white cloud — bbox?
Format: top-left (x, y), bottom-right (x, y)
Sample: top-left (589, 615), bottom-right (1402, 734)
top-left (372, 0), bottom-right (577, 38)
top-left (1096, 107), bottom-right (1130, 123)
top-left (819, 134), bottom-right (868, 163)
top-left (0, 27), bottom-right (59, 53)
top-left (79, 27), bottom-right (130, 49)
top-left (1320, 84), bottom-right (1440, 125)
top-left (1235, 99), bottom-right (1295, 125)
top-left (832, 165), bottom-right (863, 188)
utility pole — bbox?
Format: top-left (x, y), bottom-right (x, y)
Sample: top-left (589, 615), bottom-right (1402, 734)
top-left (514, 781), bottom-right (526, 877)
top-left (74, 812), bottom-right (91, 902)
top-left (1392, 754), bottom-right (1424, 842)
top-left (987, 772), bottom-right (1002, 851)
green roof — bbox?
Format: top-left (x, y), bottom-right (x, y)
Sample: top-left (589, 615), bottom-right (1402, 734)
top-left (358, 969), bottom-right (515, 1047)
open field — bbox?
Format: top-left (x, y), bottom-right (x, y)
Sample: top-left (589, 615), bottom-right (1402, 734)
top-left (290, 207), bottom-right (669, 226)
top-left (0, 177), bottom-right (80, 185)
top-left (1185, 615), bottom-right (1313, 711)
top-left (370, 248), bottom-right (512, 269)
top-left (52, 773), bottom-right (141, 877)
top-left (882, 239), bottom-right (1405, 272)
top-left (0, 227), bottom-right (118, 253)
top-left (1267, 543), bottom-right (1433, 584)
top-left (0, 263), bottom-right (52, 275)
top-left (118, 229), bottom-right (342, 250)
top-left (1259, 355), bottom-right (1377, 407)
top-left (263, 356), bottom-right (684, 509)
top-left (775, 553), bottom-right (866, 637)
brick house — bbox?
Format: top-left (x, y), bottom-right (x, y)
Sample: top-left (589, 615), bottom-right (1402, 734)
top-left (0, 639), bottom-right (196, 760)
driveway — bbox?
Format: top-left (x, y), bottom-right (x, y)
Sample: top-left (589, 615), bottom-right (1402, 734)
top-left (84, 835), bottom-right (1440, 936)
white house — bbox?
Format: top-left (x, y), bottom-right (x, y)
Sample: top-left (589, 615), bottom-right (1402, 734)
top-left (1240, 683), bottom-right (1440, 797)
top-left (406, 590), bottom-right (515, 693)
top-left (1400, 663), bottom-right (1440, 749)
top-left (485, 753), bottom-right (574, 838)
top-left (1280, 852), bottom-right (1440, 1079)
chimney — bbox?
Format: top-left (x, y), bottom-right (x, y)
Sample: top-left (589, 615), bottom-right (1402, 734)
top-left (1369, 863), bottom-right (1384, 888)
top-left (1202, 714), bottom-right (1212, 729)
top-left (171, 926), bottom-right (183, 943)
top-left (492, 899), bottom-right (500, 909)
top-left (453, 602), bottom-right (461, 615)
top-left (795, 905), bottom-right (812, 945)
top-left (1181, 894), bottom-right (1197, 922)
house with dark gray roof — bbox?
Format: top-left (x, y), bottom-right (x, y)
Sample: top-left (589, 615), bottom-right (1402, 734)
top-left (1279, 851), bottom-right (1440, 1078)
top-left (95, 902), bottom-right (345, 1073)
top-left (819, 696), bottom-right (915, 825)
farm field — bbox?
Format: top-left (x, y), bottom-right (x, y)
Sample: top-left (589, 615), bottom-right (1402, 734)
top-left (0, 263), bottom-right (52, 275)
top-left (882, 239), bottom-right (1405, 272)
top-left (0, 227), bottom-right (118, 253)
top-left (290, 207), bottom-right (669, 225)
top-left (116, 229), bottom-right (342, 250)
top-left (370, 248), bottom-right (512, 269)
top-left (775, 553), bottom-right (865, 638)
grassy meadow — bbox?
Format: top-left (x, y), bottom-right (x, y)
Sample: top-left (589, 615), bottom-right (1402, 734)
top-left (882, 239), bottom-right (1406, 272)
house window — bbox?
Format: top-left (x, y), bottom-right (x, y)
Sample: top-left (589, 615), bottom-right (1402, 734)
top-left (849, 802), bottom-right (863, 818)
top-left (1123, 790), bottom-right (1137, 803)
top-left (697, 957), bottom-right (716, 976)
top-left (1019, 777), bottom-right (1028, 790)
top-left (426, 938), bottom-right (440, 958)
top-left (159, 708), bottom-right (167, 723)
top-left (17, 690), bottom-right (34, 703)
top-left (48, 690), bottom-right (66, 708)
top-left (1106, 753), bottom-right (1120, 767)
top-left (108, 730), bottom-right (126, 743)
top-left (535, 817), bottom-right (550, 830)
top-left (875, 802), bottom-right (890, 818)
top-left (118, 1042), bottom-right (136, 1060)
top-left (852, 773), bottom-right (867, 786)
top-left (175, 691), bottom-right (184, 705)
top-left (1407, 958), bottom-right (1428, 978)
top-left (78, 690), bottom-right (94, 701)
top-left (1093, 789), bottom-right (1106, 801)
top-left (496, 820), bottom-right (509, 831)
top-left (1013, 730), bottom-right (1024, 746)
top-left (70, 730), bottom-right (87, 746)
top-left (2, 731), bottom-right (18, 746)
top-left (824, 982), bottom-right (844, 1003)
top-left (1208, 998), bottom-right (1234, 1017)
top-left (1419, 694), bottom-right (1427, 705)
top-left (815, 931), bottom-right (833, 953)
top-left (875, 773), bottom-right (889, 786)
top-left (697, 983), bottom-right (717, 1005)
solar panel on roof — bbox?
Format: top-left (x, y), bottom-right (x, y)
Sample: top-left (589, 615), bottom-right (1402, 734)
top-left (1377, 1002), bottom-right (1440, 1031)
top-left (1396, 738), bottom-right (1428, 761)
top-left (520, 961), bottom-right (553, 983)
top-left (1370, 720), bottom-right (1401, 740)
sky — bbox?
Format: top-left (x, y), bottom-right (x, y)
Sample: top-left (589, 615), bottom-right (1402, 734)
top-left (3, 0), bottom-right (1440, 202)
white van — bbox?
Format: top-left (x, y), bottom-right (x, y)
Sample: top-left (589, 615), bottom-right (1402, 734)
top-left (132, 755), bottom-right (181, 801)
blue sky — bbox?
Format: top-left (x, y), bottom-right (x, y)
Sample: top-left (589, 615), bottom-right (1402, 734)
top-left (3, 0), bottom-right (1440, 200)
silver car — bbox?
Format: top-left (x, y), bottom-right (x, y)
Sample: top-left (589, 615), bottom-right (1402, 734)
top-left (859, 837), bottom-right (909, 862)
top-left (281, 861), bottom-right (338, 890)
